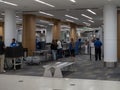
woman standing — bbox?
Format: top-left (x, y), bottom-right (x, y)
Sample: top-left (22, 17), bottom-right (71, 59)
top-left (51, 40), bottom-right (58, 60)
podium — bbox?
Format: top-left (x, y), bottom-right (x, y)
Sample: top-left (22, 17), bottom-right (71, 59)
top-left (5, 47), bottom-right (24, 70)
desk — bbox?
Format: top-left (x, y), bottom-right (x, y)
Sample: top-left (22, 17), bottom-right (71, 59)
top-left (6, 57), bottom-right (23, 70)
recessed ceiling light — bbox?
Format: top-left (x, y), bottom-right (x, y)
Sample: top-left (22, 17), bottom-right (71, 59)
top-left (1, 13), bottom-right (5, 16)
top-left (88, 20), bottom-right (94, 23)
top-left (87, 9), bottom-right (96, 15)
top-left (66, 19), bottom-right (74, 22)
top-left (40, 20), bottom-right (50, 24)
top-left (61, 25), bottom-right (70, 28)
top-left (39, 11), bottom-right (54, 17)
top-left (36, 24), bottom-right (45, 27)
top-left (16, 16), bottom-right (19, 18)
top-left (0, 0), bottom-right (18, 6)
top-left (16, 18), bottom-right (22, 21)
top-left (35, 0), bottom-right (55, 7)
top-left (83, 22), bottom-right (91, 26)
top-left (49, 23), bottom-right (54, 26)
top-left (0, 18), bottom-right (3, 20)
top-left (81, 14), bottom-right (93, 20)
top-left (70, 0), bottom-right (76, 3)
top-left (65, 15), bottom-right (79, 20)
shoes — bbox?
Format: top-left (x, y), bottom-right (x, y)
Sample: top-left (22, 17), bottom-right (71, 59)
top-left (2, 70), bottom-right (6, 73)
top-left (0, 70), bottom-right (6, 73)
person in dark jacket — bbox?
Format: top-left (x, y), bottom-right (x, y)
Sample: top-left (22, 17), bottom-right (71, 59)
top-left (94, 38), bottom-right (102, 61)
top-left (51, 40), bottom-right (58, 60)
top-left (0, 36), bottom-right (5, 72)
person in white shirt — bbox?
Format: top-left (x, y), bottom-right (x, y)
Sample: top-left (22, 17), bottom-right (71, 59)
top-left (84, 40), bottom-right (88, 54)
top-left (90, 39), bottom-right (95, 55)
top-left (57, 40), bottom-right (63, 58)
top-left (40, 31), bottom-right (46, 50)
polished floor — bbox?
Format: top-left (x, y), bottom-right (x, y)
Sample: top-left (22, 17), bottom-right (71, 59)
top-left (3, 54), bottom-right (120, 81)
top-left (0, 75), bottom-right (120, 90)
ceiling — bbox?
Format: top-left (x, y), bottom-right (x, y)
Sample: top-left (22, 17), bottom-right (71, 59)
top-left (0, 0), bottom-right (120, 27)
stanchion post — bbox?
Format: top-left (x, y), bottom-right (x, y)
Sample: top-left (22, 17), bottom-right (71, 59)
top-left (90, 47), bottom-right (91, 61)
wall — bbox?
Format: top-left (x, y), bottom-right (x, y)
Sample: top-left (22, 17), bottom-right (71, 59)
top-left (46, 26), bottom-right (52, 43)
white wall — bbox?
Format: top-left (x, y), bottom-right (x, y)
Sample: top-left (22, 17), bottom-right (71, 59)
top-left (46, 26), bottom-right (52, 43)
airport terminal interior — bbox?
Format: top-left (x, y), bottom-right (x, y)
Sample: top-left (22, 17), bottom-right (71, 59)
top-left (1, 0), bottom-right (120, 90)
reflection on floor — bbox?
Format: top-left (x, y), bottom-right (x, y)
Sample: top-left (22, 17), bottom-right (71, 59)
top-left (1, 75), bottom-right (120, 90)
top-left (2, 55), bottom-right (120, 81)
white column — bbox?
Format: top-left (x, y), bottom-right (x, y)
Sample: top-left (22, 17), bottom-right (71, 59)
top-left (46, 26), bottom-right (53, 43)
top-left (4, 10), bottom-right (16, 46)
top-left (103, 5), bottom-right (117, 63)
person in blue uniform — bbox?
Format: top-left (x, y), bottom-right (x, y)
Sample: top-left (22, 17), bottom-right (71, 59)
top-left (10, 38), bottom-right (17, 47)
top-left (75, 39), bottom-right (81, 55)
top-left (94, 38), bottom-right (102, 61)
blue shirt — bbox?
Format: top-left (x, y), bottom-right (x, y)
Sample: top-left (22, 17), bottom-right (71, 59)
top-left (10, 42), bottom-right (17, 47)
top-left (94, 40), bottom-right (102, 48)
top-left (69, 42), bottom-right (75, 50)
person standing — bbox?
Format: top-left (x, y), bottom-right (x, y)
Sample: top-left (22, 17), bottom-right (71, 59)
top-left (10, 38), bottom-right (17, 47)
top-left (69, 38), bottom-right (75, 61)
top-left (0, 36), bottom-right (5, 72)
top-left (40, 31), bottom-right (46, 50)
top-left (57, 40), bottom-right (63, 58)
top-left (90, 39), bottom-right (95, 55)
top-left (84, 40), bottom-right (89, 54)
top-left (94, 38), bottom-right (102, 61)
top-left (75, 39), bottom-right (81, 55)
top-left (51, 40), bottom-right (58, 60)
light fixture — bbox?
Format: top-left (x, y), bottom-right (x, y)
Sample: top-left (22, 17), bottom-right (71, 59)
top-left (83, 22), bottom-right (91, 26)
top-left (39, 11), bottom-right (54, 17)
top-left (36, 24), bottom-right (45, 27)
top-left (87, 9), bottom-right (96, 15)
top-left (88, 20), bottom-right (94, 23)
top-left (0, 18), bottom-right (3, 20)
top-left (81, 14), bottom-right (93, 20)
top-left (65, 14), bottom-right (79, 20)
top-left (17, 18), bottom-right (22, 21)
top-left (49, 23), bottom-right (54, 26)
top-left (35, 0), bottom-right (55, 7)
top-left (0, 0), bottom-right (18, 6)
top-left (39, 20), bottom-right (50, 23)
top-left (16, 16), bottom-right (19, 18)
top-left (66, 19), bottom-right (74, 22)
top-left (1, 13), bottom-right (5, 16)
top-left (70, 0), bottom-right (76, 3)
top-left (61, 25), bottom-right (70, 28)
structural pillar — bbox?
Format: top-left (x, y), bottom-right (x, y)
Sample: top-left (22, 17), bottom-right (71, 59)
top-left (103, 5), bottom-right (117, 67)
top-left (46, 25), bottom-right (52, 43)
top-left (52, 21), bottom-right (61, 40)
top-left (0, 22), bottom-right (4, 40)
top-left (117, 11), bottom-right (120, 61)
top-left (23, 14), bottom-right (36, 56)
top-left (4, 10), bottom-right (16, 46)
top-left (70, 24), bottom-right (77, 41)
